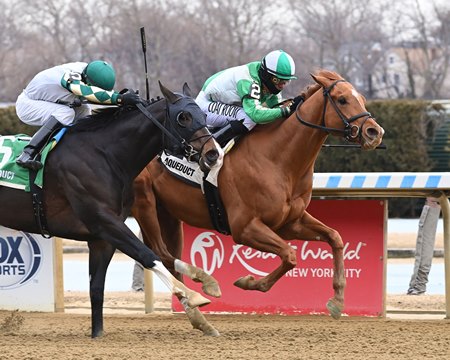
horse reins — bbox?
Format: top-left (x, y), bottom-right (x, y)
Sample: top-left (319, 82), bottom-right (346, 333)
top-left (136, 101), bottom-right (211, 160)
top-left (294, 80), bottom-right (373, 141)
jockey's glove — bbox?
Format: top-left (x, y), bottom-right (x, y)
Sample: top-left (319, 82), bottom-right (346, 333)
top-left (289, 95), bottom-right (305, 114)
top-left (118, 90), bottom-right (142, 106)
top-left (229, 119), bottom-right (249, 134)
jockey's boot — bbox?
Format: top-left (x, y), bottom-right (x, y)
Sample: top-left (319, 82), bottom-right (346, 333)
top-left (213, 121), bottom-right (248, 147)
top-left (16, 116), bottom-right (62, 171)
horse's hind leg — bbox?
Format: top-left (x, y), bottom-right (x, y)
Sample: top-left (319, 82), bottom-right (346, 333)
top-left (88, 239), bottom-right (116, 338)
top-left (280, 211), bottom-right (345, 319)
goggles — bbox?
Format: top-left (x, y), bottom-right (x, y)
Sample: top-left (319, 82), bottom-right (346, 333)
top-left (271, 76), bottom-right (290, 86)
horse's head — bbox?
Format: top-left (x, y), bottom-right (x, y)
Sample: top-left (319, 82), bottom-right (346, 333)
top-left (159, 82), bottom-right (223, 171)
top-left (296, 71), bottom-right (384, 150)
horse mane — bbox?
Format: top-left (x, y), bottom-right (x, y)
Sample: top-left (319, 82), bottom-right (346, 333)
top-left (300, 69), bottom-right (345, 100)
top-left (314, 69), bottom-right (344, 82)
top-left (66, 107), bottom-right (128, 133)
top-left (66, 98), bottom-right (162, 134)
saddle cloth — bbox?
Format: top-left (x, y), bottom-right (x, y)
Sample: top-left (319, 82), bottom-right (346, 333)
top-left (0, 130), bottom-right (65, 191)
top-left (159, 145), bottom-right (233, 234)
top-left (159, 150), bottom-right (223, 189)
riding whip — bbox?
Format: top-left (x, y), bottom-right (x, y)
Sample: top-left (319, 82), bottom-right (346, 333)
top-left (140, 27), bottom-right (150, 101)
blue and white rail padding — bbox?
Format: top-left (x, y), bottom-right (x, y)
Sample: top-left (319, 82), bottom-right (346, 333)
top-left (313, 172), bottom-right (450, 190)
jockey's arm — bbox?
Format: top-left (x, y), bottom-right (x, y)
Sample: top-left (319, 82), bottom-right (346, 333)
top-left (61, 71), bottom-right (120, 105)
top-left (240, 83), bottom-right (290, 124)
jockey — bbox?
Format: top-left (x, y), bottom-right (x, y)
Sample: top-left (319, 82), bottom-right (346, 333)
top-left (15, 60), bottom-right (142, 171)
top-left (196, 50), bottom-right (304, 146)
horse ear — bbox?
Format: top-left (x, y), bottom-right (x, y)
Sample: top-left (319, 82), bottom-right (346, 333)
top-left (310, 73), bottom-right (329, 88)
top-left (159, 81), bottom-right (180, 104)
top-left (182, 82), bottom-right (192, 97)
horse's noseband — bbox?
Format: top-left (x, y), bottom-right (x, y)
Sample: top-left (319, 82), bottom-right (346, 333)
top-left (295, 80), bottom-right (373, 141)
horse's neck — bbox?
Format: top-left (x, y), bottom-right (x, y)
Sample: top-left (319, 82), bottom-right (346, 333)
top-left (275, 100), bottom-right (328, 176)
top-left (109, 102), bottom-right (165, 180)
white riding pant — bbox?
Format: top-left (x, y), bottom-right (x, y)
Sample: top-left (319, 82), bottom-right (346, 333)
top-left (16, 91), bottom-right (91, 126)
top-left (196, 91), bottom-right (256, 130)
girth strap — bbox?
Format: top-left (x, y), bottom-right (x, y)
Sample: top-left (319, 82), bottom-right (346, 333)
top-left (202, 178), bottom-right (231, 235)
top-left (29, 169), bottom-right (51, 239)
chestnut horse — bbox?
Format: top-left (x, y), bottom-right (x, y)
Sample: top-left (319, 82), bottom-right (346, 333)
top-left (132, 70), bottom-right (385, 334)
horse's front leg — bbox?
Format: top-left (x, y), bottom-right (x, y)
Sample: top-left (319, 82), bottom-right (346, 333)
top-left (87, 239), bottom-right (116, 338)
top-left (174, 293), bottom-right (220, 336)
top-left (174, 260), bottom-right (222, 297)
top-left (133, 174), bottom-right (221, 298)
top-left (279, 211), bottom-right (345, 319)
top-left (232, 218), bottom-right (297, 292)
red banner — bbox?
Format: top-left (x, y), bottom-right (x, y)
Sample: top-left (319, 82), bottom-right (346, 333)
top-left (173, 200), bottom-right (386, 316)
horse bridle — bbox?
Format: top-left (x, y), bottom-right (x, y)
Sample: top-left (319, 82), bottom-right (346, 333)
top-left (294, 80), bottom-right (373, 141)
top-left (164, 98), bottom-right (214, 161)
top-left (136, 100), bottom-right (213, 161)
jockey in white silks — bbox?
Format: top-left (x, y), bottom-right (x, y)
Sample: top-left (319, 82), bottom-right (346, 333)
top-left (15, 60), bottom-right (141, 170)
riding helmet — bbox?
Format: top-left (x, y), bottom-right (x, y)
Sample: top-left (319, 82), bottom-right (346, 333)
top-left (82, 60), bottom-right (116, 91)
top-left (259, 50), bottom-right (297, 94)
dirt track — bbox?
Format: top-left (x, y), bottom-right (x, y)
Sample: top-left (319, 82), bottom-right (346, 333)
top-left (1, 308), bottom-right (449, 360)
top-left (1, 290), bottom-right (450, 360)
top-left (1, 233), bottom-right (448, 359)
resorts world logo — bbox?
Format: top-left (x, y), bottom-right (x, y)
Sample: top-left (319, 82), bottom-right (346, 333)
top-left (190, 232), bottom-right (224, 275)
top-left (189, 230), bottom-right (366, 277)
top-left (0, 232), bottom-right (42, 290)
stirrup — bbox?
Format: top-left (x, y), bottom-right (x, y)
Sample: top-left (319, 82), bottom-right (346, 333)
top-left (16, 153), bottom-right (43, 171)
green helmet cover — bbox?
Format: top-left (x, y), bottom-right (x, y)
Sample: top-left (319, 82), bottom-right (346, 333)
top-left (83, 60), bottom-right (116, 90)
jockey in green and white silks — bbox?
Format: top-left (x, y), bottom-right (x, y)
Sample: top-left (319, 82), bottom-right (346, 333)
top-left (16, 61), bottom-right (132, 126)
top-left (15, 60), bottom-right (142, 171)
top-left (196, 50), bottom-right (299, 145)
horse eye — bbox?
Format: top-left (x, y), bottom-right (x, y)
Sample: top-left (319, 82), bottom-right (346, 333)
top-left (176, 112), bottom-right (188, 128)
top-left (338, 97), bottom-right (347, 105)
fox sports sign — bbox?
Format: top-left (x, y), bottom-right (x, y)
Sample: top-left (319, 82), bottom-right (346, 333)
top-left (0, 231), bottom-right (42, 289)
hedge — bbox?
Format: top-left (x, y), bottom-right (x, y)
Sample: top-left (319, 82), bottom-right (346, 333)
top-left (0, 101), bottom-right (447, 217)
top-left (315, 99), bottom-right (448, 217)
top-left (0, 106), bottom-right (36, 135)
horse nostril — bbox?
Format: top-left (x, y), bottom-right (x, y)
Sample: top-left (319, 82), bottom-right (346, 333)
top-left (206, 150), bottom-right (219, 164)
top-left (366, 127), bottom-right (380, 138)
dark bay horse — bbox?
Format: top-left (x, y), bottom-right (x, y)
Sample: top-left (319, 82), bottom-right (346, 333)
top-left (0, 83), bottom-right (223, 338)
top-left (132, 70), bottom-right (385, 333)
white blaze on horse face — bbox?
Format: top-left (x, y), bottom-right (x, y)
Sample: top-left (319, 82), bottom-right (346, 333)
top-left (351, 88), bottom-right (365, 108)
top-left (215, 141), bottom-right (225, 164)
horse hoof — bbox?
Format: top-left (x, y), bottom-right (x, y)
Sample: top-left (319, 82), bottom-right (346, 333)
top-left (91, 330), bottom-right (104, 338)
top-left (233, 275), bottom-right (254, 290)
top-left (185, 306), bottom-right (219, 336)
top-left (187, 291), bottom-right (211, 308)
top-left (202, 282), bottom-right (222, 298)
top-left (326, 299), bottom-right (342, 320)
top-left (204, 328), bottom-right (220, 337)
